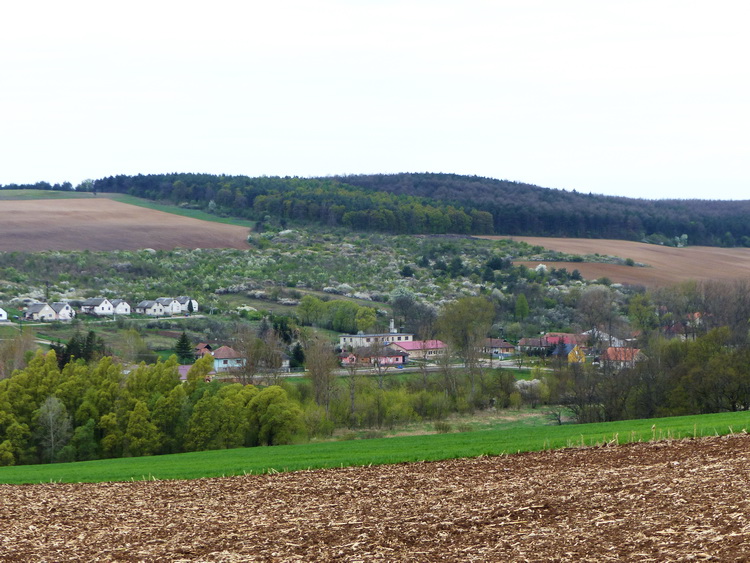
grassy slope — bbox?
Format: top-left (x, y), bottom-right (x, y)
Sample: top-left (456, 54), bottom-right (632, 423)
top-left (1, 411), bottom-right (748, 485)
top-left (104, 194), bottom-right (256, 228)
top-left (0, 190), bottom-right (94, 200)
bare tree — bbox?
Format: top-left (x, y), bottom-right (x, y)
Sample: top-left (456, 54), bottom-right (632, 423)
top-left (343, 354), bottom-right (364, 427)
top-left (437, 297), bottom-right (494, 400)
top-left (305, 338), bottom-right (339, 414)
top-left (35, 396), bottom-right (72, 462)
top-left (232, 324), bottom-right (263, 385)
top-left (0, 328), bottom-right (36, 379)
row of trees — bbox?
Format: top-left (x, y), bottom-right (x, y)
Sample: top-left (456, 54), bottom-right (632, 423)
top-left (0, 353), bottom-right (305, 466)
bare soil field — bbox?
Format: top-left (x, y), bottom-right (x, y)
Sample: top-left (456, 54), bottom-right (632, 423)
top-left (484, 236), bottom-right (750, 287)
top-left (0, 199), bottom-right (250, 251)
top-left (2, 435), bottom-right (749, 561)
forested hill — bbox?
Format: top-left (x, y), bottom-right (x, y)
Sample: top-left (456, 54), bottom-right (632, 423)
top-left (333, 173), bottom-right (750, 247)
top-left (8, 173), bottom-right (750, 246)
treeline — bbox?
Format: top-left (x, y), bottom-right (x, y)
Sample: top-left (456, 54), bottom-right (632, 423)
top-left (0, 352), bottom-right (306, 466)
top-left (550, 328), bottom-right (750, 424)
top-left (335, 173), bottom-right (750, 247)
top-left (89, 174), bottom-right (495, 235)
top-left (1, 181), bottom-right (74, 191)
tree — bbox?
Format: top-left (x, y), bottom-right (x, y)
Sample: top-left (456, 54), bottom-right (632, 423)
top-left (355, 307), bottom-right (378, 333)
top-left (305, 338), bottom-right (338, 414)
top-left (174, 332), bottom-right (193, 364)
top-left (437, 297), bottom-right (494, 399)
top-left (123, 400), bottom-right (160, 457)
top-left (0, 329), bottom-right (36, 379)
top-left (247, 386), bottom-right (304, 446)
top-left (514, 294), bottom-right (529, 321)
top-left (232, 324), bottom-right (264, 385)
top-left (34, 396), bottom-right (72, 463)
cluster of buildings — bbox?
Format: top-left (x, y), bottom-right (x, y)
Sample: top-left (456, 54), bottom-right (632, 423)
top-left (337, 320), bottom-right (516, 368)
top-left (518, 331), bottom-right (645, 369)
top-left (337, 324), bottom-right (645, 371)
top-left (2, 296), bottom-right (199, 322)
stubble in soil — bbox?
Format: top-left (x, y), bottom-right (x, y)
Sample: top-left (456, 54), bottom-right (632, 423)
top-left (1, 435), bottom-right (749, 561)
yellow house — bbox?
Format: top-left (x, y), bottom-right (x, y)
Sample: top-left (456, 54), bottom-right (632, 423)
top-left (553, 343), bottom-right (585, 363)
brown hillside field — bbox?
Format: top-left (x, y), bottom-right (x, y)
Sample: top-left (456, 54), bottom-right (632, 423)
top-left (1, 435), bottom-right (749, 561)
top-left (482, 236), bottom-right (750, 287)
top-left (0, 199), bottom-right (250, 251)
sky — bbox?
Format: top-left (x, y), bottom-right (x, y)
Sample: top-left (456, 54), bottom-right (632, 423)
top-left (2, 1), bottom-right (749, 200)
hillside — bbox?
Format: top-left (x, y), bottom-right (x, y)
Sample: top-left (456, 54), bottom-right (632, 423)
top-left (2, 435), bottom-right (747, 560)
top-left (77, 172), bottom-right (750, 246)
top-left (6, 173), bottom-right (750, 245)
top-left (489, 236), bottom-right (750, 287)
top-left (0, 198), bottom-right (250, 251)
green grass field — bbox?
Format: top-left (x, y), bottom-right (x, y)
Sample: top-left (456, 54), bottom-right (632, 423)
top-left (104, 194), bottom-right (255, 228)
top-left (0, 190), bottom-right (94, 200)
top-left (1, 410), bottom-right (748, 485)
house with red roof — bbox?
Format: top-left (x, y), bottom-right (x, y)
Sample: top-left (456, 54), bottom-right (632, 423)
top-left (600, 347), bottom-right (645, 369)
top-left (211, 345), bottom-right (244, 372)
top-left (387, 339), bottom-right (446, 360)
top-left (481, 338), bottom-right (516, 358)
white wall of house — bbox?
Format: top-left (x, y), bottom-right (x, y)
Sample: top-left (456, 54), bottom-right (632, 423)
top-left (0, 308), bottom-right (7, 321)
top-left (113, 302), bottom-right (131, 315)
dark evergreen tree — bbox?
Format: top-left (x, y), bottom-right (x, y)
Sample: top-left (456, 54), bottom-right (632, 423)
top-left (174, 332), bottom-right (194, 364)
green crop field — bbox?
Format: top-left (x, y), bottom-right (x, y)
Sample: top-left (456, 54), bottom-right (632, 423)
top-left (0, 190), bottom-right (94, 200)
top-left (1, 410), bottom-right (748, 485)
top-left (105, 194), bottom-right (255, 228)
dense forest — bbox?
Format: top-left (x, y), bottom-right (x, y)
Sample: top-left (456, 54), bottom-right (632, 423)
top-left (5, 172), bottom-right (750, 245)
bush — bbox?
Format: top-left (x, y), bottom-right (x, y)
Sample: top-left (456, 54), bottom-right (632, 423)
top-left (434, 421), bottom-right (452, 433)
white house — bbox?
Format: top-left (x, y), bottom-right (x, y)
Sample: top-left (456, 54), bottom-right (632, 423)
top-left (80, 298), bottom-right (114, 316)
top-left (212, 345), bottom-right (244, 373)
top-left (0, 307), bottom-right (7, 322)
top-left (339, 319), bottom-right (413, 349)
top-left (24, 303), bottom-right (56, 321)
top-left (156, 297), bottom-right (182, 316)
top-left (135, 300), bottom-right (166, 317)
top-left (51, 302), bottom-right (75, 321)
top-left (111, 299), bottom-right (131, 315)
top-left (176, 296), bottom-right (199, 313)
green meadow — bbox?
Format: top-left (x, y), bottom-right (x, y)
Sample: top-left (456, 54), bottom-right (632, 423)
top-left (0, 190), bottom-right (94, 200)
top-left (105, 194), bottom-right (255, 228)
top-left (1, 410), bottom-right (748, 485)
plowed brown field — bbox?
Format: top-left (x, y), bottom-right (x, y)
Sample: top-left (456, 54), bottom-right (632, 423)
top-left (0, 199), bottom-right (250, 251)
top-left (2, 435), bottom-right (749, 561)
top-left (483, 236), bottom-right (750, 287)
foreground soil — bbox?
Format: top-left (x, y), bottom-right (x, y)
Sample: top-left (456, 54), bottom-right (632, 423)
top-left (483, 235), bottom-right (750, 287)
top-left (0, 199), bottom-right (250, 251)
top-left (1, 435), bottom-right (749, 561)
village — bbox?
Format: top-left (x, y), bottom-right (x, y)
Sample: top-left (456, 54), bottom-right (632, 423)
top-left (0, 294), bottom-right (647, 380)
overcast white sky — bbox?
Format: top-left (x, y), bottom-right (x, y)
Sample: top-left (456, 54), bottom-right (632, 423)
top-left (2, 1), bottom-right (748, 200)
